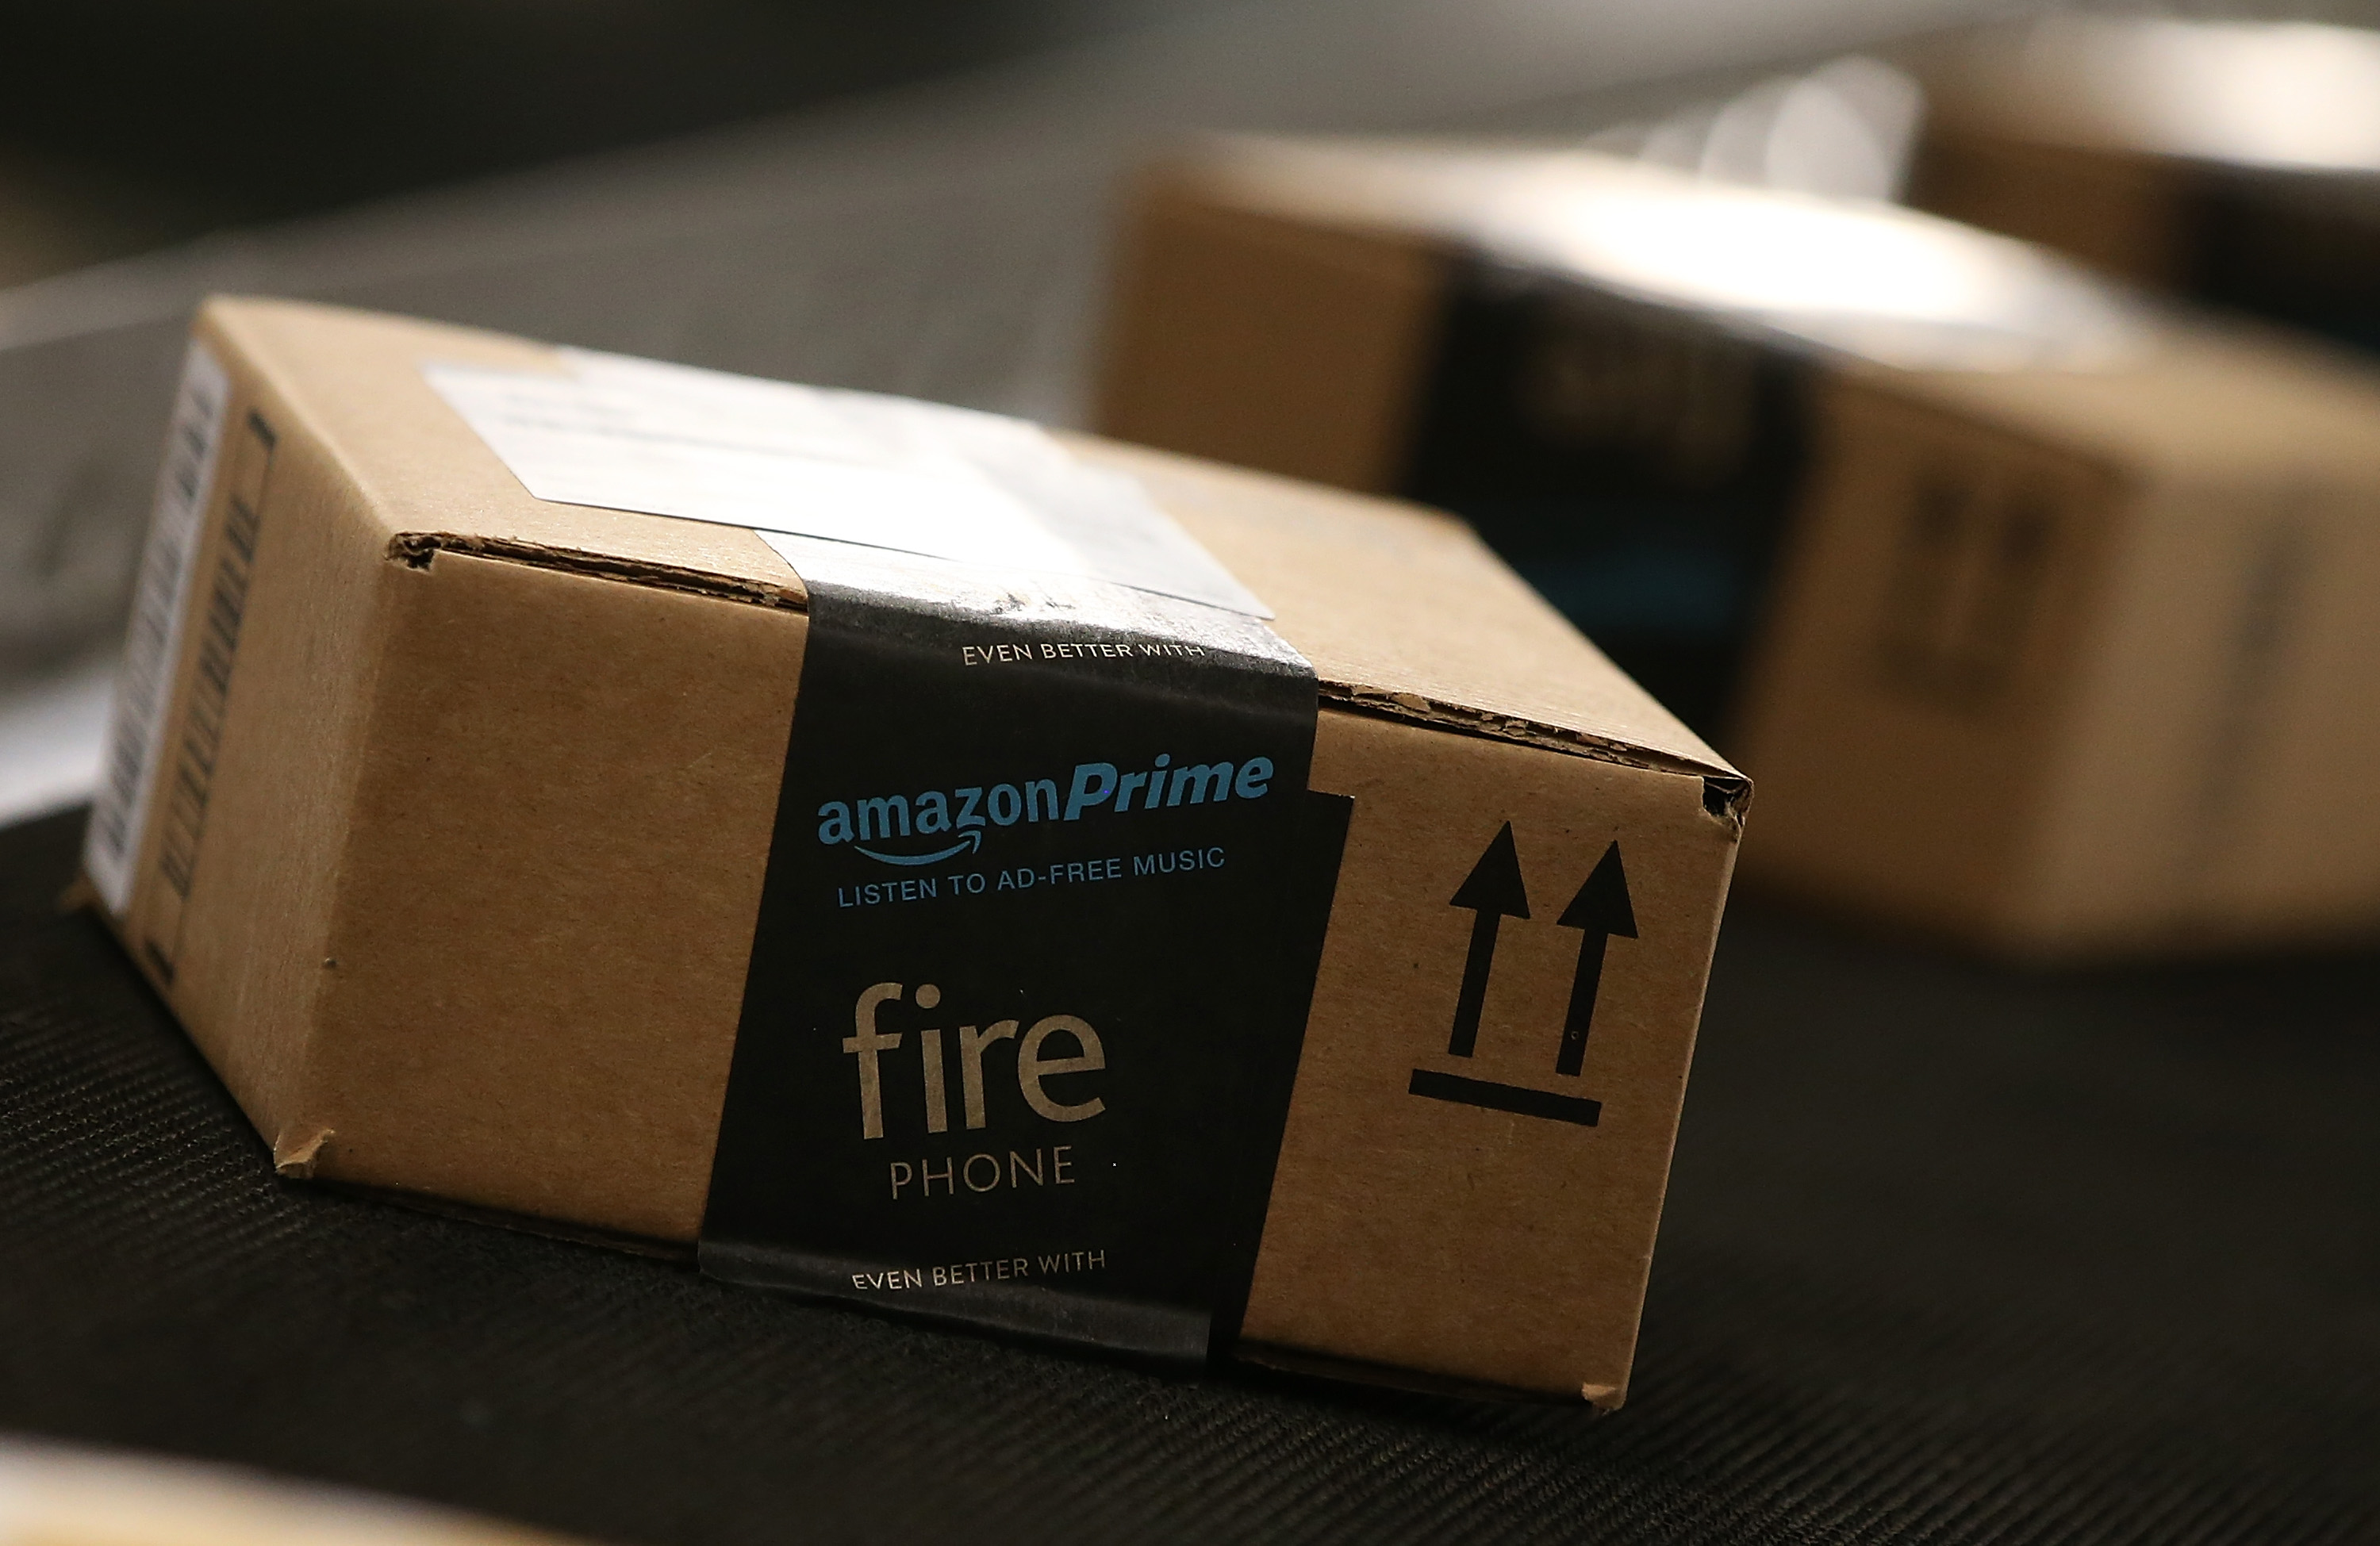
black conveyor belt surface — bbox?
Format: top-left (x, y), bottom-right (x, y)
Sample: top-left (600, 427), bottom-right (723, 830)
top-left (1, 806), bottom-right (2374, 1545)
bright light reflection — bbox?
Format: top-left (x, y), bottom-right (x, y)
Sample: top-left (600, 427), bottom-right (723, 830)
top-left (1206, 140), bottom-right (2148, 371)
top-left (2001, 19), bottom-right (2380, 174)
top-left (1495, 174), bottom-right (2139, 368)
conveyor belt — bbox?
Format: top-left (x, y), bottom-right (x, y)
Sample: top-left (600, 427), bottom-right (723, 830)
top-left (2, 806), bottom-right (2372, 1545)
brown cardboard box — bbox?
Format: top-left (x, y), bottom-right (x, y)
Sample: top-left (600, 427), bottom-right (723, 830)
top-left (1740, 328), bottom-right (2380, 957)
top-left (81, 296), bottom-right (1746, 1403)
top-left (1094, 136), bottom-right (2380, 957)
top-left (1901, 17), bottom-right (2380, 354)
top-left (1094, 136), bottom-right (2144, 735)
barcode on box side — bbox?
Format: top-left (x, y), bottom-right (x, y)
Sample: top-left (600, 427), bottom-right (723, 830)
top-left (84, 342), bottom-right (232, 917)
top-left (142, 406), bottom-right (278, 982)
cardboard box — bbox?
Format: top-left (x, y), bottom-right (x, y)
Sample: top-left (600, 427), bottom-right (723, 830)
top-left (1740, 324), bottom-right (2380, 957)
top-left (1092, 136), bottom-right (2144, 736)
top-left (80, 296), bottom-right (1746, 1403)
top-left (1902, 17), bottom-right (2380, 354)
top-left (1095, 136), bottom-right (2380, 957)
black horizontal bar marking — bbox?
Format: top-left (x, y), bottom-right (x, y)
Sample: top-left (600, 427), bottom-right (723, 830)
top-left (1407, 1069), bottom-right (1600, 1126)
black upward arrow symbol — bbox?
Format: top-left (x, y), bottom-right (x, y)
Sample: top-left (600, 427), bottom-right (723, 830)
top-left (1445, 823), bottom-right (1529, 1058)
top-left (1553, 842), bottom-right (1636, 1078)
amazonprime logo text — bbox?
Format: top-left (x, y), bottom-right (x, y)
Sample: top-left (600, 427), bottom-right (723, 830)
top-left (817, 754), bottom-right (1276, 867)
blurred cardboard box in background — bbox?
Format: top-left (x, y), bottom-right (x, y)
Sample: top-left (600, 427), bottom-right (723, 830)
top-left (1096, 137), bottom-right (2380, 957)
top-left (1095, 136), bottom-right (2136, 733)
top-left (1902, 17), bottom-right (2380, 355)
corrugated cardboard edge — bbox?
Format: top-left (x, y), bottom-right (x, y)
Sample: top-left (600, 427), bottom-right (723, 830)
top-left (383, 533), bottom-right (1749, 831)
top-left (386, 531), bottom-right (808, 613)
top-left (273, 1126), bottom-right (336, 1178)
top-left (1237, 1340), bottom-right (1622, 1410)
top-left (1328, 685), bottom-right (1748, 827)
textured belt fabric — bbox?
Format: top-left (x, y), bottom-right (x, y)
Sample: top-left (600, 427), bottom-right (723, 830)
top-left (0, 807), bottom-right (2373, 1545)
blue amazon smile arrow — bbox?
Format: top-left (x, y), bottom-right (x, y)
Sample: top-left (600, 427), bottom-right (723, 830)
top-left (856, 829), bottom-right (984, 867)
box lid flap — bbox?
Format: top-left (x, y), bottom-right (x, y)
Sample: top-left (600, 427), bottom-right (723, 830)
top-left (205, 295), bottom-right (1741, 801)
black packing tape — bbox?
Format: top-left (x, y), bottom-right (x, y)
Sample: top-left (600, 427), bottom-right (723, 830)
top-left (701, 570), bottom-right (1348, 1364)
top-left (1398, 257), bottom-right (1811, 735)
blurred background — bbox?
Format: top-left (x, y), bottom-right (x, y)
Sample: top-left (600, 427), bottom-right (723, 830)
top-left (1, 0), bottom-right (2375, 827)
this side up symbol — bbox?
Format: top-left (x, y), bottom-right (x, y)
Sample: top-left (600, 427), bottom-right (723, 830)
top-left (1408, 823), bottom-right (1635, 1127)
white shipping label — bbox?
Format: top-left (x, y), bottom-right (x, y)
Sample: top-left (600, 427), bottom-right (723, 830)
top-left (424, 350), bottom-right (1270, 618)
top-left (84, 341), bottom-right (232, 916)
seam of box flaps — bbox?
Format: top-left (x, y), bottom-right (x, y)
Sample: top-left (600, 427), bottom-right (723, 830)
top-left (1320, 685), bottom-right (1749, 827)
top-left (388, 531), bottom-right (808, 611)
top-left (387, 532), bottom-right (1746, 824)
